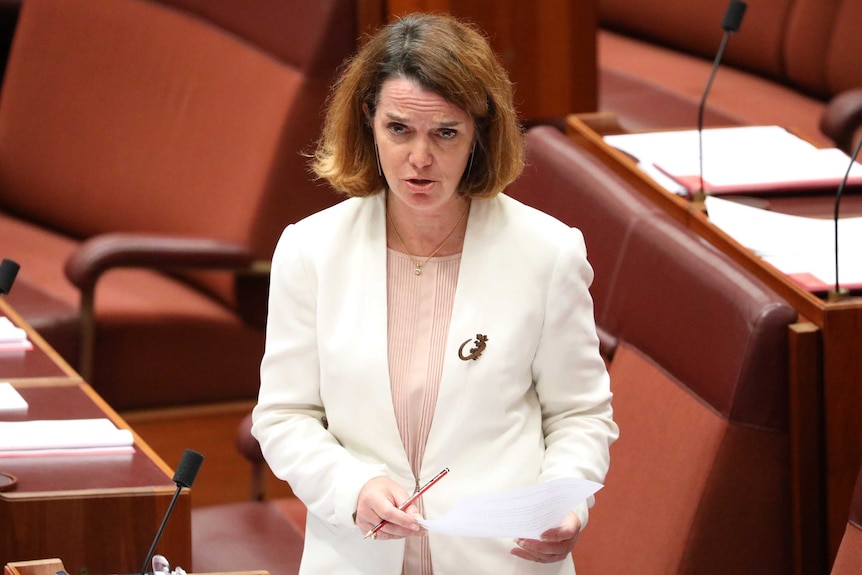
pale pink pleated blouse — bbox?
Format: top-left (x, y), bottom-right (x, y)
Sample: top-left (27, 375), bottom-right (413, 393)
top-left (387, 248), bottom-right (461, 575)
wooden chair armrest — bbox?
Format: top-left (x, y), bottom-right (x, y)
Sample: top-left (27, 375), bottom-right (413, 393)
top-left (63, 232), bottom-right (258, 293)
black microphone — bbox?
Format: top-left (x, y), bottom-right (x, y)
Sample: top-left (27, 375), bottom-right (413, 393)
top-left (0, 258), bottom-right (20, 295)
top-left (695, 0), bottom-right (747, 202)
top-left (721, 0), bottom-right (747, 32)
top-left (831, 132), bottom-right (862, 299)
top-left (139, 449), bottom-right (204, 575)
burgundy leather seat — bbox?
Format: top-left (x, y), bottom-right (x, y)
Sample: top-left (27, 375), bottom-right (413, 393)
top-left (192, 413), bottom-right (307, 575)
top-left (0, 0), bottom-right (353, 411)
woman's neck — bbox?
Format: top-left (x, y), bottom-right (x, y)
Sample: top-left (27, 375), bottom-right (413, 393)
top-left (385, 194), bottom-right (471, 258)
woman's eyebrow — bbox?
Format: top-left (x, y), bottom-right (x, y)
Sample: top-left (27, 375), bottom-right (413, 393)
top-left (384, 111), bottom-right (406, 122)
top-left (383, 111), bottom-right (463, 128)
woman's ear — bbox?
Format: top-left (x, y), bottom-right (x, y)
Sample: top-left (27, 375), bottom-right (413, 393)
top-left (362, 102), bottom-right (373, 126)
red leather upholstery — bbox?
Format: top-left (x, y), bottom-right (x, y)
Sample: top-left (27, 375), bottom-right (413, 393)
top-left (830, 465), bottom-right (862, 574)
top-left (192, 499), bottom-right (306, 575)
top-left (508, 126), bottom-right (798, 574)
top-left (0, 0), bottom-right (352, 410)
top-left (155, 0), bottom-right (355, 77)
top-left (597, 0), bottom-right (862, 148)
top-left (507, 124), bottom-right (657, 357)
top-left (192, 412), bottom-right (307, 575)
top-left (851, 467), bottom-right (862, 532)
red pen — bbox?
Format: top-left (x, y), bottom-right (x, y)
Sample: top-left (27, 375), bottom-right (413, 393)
top-left (364, 468), bottom-right (449, 539)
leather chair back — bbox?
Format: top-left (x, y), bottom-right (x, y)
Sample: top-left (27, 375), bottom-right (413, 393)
top-left (0, 0), bottom-right (348, 308)
top-left (508, 126), bottom-right (798, 574)
top-left (0, 0), bottom-right (354, 409)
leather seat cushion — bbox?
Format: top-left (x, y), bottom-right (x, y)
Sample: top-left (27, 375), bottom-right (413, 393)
top-left (192, 499), bottom-right (306, 575)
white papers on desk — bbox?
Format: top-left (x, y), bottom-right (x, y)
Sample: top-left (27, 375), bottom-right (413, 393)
top-left (0, 418), bottom-right (135, 457)
top-left (0, 382), bottom-right (28, 414)
top-left (0, 316), bottom-right (32, 352)
top-left (417, 477), bottom-right (602, 539)
top-left (705, 196), bottom-right (862, 291)
top-left (605, 126), bottom-right (862, 195)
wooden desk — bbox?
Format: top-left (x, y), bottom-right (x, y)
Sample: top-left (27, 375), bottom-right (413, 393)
top-left (0, 299), bottom-right (191, 575)
top-left (5, 558), bottom-right (267, 575)
top-left (565, 113), bottom-right (862, 575)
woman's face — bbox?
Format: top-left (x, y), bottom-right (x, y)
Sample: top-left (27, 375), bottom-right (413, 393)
top-left (370, 77), bottom-right (475, 215)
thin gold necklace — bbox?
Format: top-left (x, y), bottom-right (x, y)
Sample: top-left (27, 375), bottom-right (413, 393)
top-left (387, 201), bottom-right (470, 276)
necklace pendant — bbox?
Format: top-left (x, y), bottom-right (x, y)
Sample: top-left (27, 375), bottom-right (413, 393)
top-left (414, 263), bottom-right (422, 276)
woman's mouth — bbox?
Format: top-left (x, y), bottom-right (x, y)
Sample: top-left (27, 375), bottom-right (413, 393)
top-left (406, 178), bottom-right (435, 190)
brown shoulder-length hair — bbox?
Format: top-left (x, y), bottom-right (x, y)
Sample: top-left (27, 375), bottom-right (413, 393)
top-left (311, 13), bottom-right (524, 198)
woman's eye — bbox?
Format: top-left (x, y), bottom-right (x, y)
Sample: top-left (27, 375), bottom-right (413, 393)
top-left (439, 128), bottom-right (457, 139)
top-left (387, 123), bottom-right (407, 135)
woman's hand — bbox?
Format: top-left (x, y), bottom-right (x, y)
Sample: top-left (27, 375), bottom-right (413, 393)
top-left (510, 511), bottom-right (582, 563)
top-left (355, 476), bottom-right (424, 540)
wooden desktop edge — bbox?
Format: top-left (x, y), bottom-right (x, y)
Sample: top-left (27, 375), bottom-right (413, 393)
top-left (5, 559), bottom-right (270, 575)
top-left (5, 558), bottom-right (66, 575)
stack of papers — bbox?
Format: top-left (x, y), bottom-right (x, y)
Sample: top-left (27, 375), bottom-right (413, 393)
top-left (0, 382), bottom-right (28, 414)
top-left (0, 316), bottom-right (32, 353)
top-left (0, 418), bottom-right (135, 457)
top-left (705, 196), bottom-right (862, 292)
top-left (605, 126), bottom-right (862, 196)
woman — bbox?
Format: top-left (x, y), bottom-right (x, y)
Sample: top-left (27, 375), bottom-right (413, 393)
top-left (252, 13), bottom-right (618, 574)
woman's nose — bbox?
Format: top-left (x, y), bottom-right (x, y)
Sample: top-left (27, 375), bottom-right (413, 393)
top-left (408, 137), bottom-right (433, 168)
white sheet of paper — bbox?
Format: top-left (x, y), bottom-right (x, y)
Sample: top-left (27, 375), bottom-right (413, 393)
top-left (0, 382), bottom-right (28, 413)
top-left (704, 195), bottom-right (862, 289)
top-left (0, 418), bottom-right (134, 455)
top-left (0, 317), bottom-right (28, 344)
top-left (417, 477), bottom-right (602, 539)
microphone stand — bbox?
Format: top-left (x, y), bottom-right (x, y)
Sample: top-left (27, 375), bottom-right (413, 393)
top-left (695, 32), bottom-right (733, 206)
top-left (140, 449), bottom-right (203, 575)
top-left (139, 484), bottom-right (185, 575)
top-left (829, 132), bottom-right (862, 301)
top-left (695, 0), bottom-right (747, 209)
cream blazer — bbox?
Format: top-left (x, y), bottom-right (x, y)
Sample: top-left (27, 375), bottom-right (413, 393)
top-left (252, 192), bottom-right (618, 574)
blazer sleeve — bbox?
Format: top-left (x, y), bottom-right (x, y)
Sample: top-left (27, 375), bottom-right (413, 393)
top-left (251, 223), bottom-right (388, 527)
top-left (534, 226), bottom-right (619, 527)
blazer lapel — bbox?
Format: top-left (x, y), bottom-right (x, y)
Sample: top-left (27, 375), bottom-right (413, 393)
top-left (357, 195), bottom-right (413, 472)
top-left (423, 197), bottom-right (499, 463)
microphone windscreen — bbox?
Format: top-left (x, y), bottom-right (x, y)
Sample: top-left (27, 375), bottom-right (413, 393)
top-left (722, 0), bottom-right (747, 33)
top-left (0, 259), bottom-right (20, 295)
top-left (172, 449), bottom-right (204, 488)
